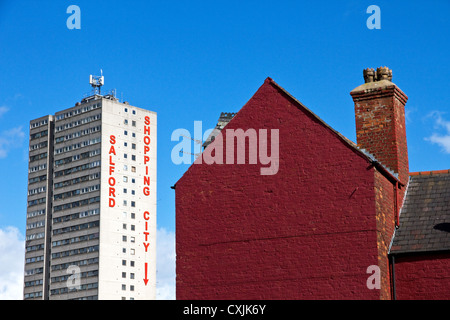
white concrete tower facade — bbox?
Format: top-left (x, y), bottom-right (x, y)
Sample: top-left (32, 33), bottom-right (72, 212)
top-left (98, 98), bottom-right (157, 300)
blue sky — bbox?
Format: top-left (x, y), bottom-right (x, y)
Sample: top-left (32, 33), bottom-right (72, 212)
top-left (0, 0), bottom-right (449, 299)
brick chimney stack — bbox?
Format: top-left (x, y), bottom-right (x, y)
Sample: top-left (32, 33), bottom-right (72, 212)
top-left (350, 67), bottom-right (409, 185)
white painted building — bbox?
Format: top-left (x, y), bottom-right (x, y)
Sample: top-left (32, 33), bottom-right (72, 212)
top-left (24, 86), bottom-right (156, 300)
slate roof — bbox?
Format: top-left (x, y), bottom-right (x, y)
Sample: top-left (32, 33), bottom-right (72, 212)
top-left (390, 171), bottom-right (450, 254)
top-left (202, 112), bottom-right (236, 149)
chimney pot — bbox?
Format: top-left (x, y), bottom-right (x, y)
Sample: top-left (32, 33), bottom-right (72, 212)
top-left (363, 68), bottom-right (376, 83)
top-left (376, 66), bottom-right (392, 81)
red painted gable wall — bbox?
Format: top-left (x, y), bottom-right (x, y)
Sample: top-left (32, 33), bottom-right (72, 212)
top-left (176, 79), bottom-right (384, 299)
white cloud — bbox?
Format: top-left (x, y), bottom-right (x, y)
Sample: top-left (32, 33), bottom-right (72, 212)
top-left (0, 225), bottom-right (176, 300)
top-left (0, 106), bottom-right (8, 118)
top-left (0, 126), bottom-right (25, 159)
top-left (156, 227), bottom-right (176, 300)
top-left (427, 134), bottom-right (450, 153)
top-left (425, 112), bottom-right (450, 154)
top-left (0, 226), bottom-right (25, 300)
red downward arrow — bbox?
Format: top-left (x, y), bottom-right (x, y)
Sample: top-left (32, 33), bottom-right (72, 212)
top-left (143, 262), bottom-right (149, 285)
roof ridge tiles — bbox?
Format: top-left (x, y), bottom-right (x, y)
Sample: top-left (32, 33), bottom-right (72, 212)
top-left (410, 169), bottom-right (450, 176)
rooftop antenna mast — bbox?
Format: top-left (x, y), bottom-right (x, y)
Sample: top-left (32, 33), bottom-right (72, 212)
top-left (89, 70), bottom-right (104, 95)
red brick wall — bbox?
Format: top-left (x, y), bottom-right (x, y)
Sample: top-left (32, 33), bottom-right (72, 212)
top-left (351, 79), bottom-right (412, 300)
top-left (394, 253), bottom-right (450, 300)
top-left (176, 79), bottom-right (383, 299)
top-left (352, 85), bottom-right (409, 188)
top-left (392, 92), bottom-right (409, 186)
top-left (374, 170), bottom-right (397, 299)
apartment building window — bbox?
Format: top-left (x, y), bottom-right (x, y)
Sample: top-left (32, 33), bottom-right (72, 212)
top-left (124, 153), bottom-right (127, 159)
top-left (122, 235), bottom-right (127, 242)
top-left (131, 166), bottom-right (136, 172)
top-left (132, 132), bottom-right (136, 138)
top-left (132, 121), bottom-right (136, 127)
top-left (123, 188), bottom-right (127, 194)
top-left (131, 155), bottom-right (136, 161)
top-left (122, 260), bottom-right (126, 266)
top-left (123, 176), bottom-right (128, 182)
top-left (131, 143), bottom-right (136, 150)
top-left (122, 272), bottom-right (126, 278)
top-left (122, 284), bottom-right (126, 291)
top-left (124, 130), bottom-right (128, 135)
top-left (132, 110), bottom-right (136, 115)
top-left (124, 108), bottom-right (128, 113)
top-left (124, 119), bottom-right (128, 125)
